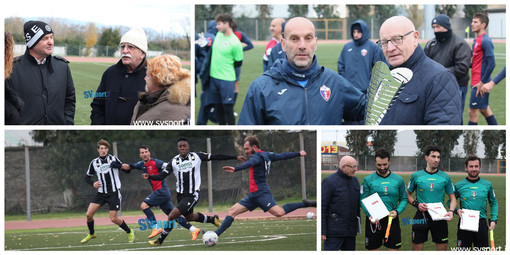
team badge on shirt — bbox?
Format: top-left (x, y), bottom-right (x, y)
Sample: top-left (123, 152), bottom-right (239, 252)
top-left (384, 186), bottom-right (388, 195)
top-left (429, 183), bottom-right (434, 191)
top-left (361, 49), bottom-right (368, 56)
top-left (320, 85), bottom-right (331, 101)
top-left (472, 191), bottom-right (477, 199)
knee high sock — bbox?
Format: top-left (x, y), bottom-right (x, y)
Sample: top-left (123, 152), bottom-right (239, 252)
top-left (175, 216), bottom-right (192, 230)
top-left (158, 226), bottom-right (173, 244)
top-left (283, 202), bottom-right (306, 214)
top-left (486, 115), bottom-right (498, 125)
top-left (143, 208), bottom-right (156, 228)
top-left (223, 104), bottom-right (235, 125)
top-left (468, 121), bottom-right (478, 125)
top-left (118, 220), bottom-right (131, 233)
top-left (215, 215), bottom-right (234, 236)
top-left (87, 220), bottom-right (95, 235)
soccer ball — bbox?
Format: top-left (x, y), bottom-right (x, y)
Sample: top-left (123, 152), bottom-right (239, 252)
top-left (202, 231), bottom-right (218, 247)
top-left (306, 212), bottom-right (315, 219)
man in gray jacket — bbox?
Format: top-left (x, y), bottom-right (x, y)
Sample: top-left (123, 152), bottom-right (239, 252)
top-left (7, 20), bottom-right (75, 125)
top-left (424, 14), bottom-right (471, 123)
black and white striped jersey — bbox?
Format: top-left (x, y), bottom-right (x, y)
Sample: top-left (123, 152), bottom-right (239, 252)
top-left (86, 154), bottom-right (122, 194)
top-left (166, 152), bottom-right (210, 196)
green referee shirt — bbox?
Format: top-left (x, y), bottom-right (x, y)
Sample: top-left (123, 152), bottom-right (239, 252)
top-left (453, 177), bottom-right (498, 221)
top-left (210, 32), bottom-right (243, 81)
top-left (361, 171), bottom-right (408, 217)
top-left (407, 169), bottom-right (455, 204)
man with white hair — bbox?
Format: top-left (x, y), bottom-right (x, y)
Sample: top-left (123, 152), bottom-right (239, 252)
top-left (90, 27), bottom-right (148, 125)
top-left (377, 16), bottom-right (461, 125)
top-left (322, 155), bottom-right (360, 250)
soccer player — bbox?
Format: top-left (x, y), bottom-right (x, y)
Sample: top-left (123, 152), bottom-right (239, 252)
top-left (263, 18), bottom-right (285, 72)
top-left (214, 135), bottom-right (316, 237)
top-left (360, 148), bottom-right (407, 251)
top-left (452, 155), bottom-right (498, 249)
top-left (468, 13), bottom-right (497, 125)
top-left (80, 139), bottom-right (134, 244)
top-left (210, 13), bottom-right (243, 125)
top-left (121, 145), bottom-right (200, 240)
top-left (145, 137), bottom-right (245, 246)
top-left (406, 145), bottom-right (456, 250)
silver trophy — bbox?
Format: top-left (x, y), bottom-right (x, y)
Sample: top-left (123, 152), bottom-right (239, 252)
top-left (365, 61), bottom-right (413, 125)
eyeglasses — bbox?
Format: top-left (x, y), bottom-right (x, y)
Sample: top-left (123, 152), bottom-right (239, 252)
top-left (344, 164), bottom-right (358, 169)
top-left (118, 44), bottom-right (137, 51)
top-left (377, 31), bottom-right (414, 49)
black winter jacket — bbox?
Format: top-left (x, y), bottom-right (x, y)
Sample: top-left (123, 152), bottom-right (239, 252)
top-left (321, 169), bottom-right (360, 237)
top-left (90, 59), bottom-right (147, 125)
top-left (7, 50), bottom-right (75, 125)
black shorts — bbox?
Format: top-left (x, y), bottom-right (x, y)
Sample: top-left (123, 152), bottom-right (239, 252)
top-left (411, 210), bottom-right (448, 244)
top-left (176, 193), bottom-right (199, 216)
top-left (365, 215), bottom-right (402, 250)
top-left (91, 191), bottom-right (121, 211)
top-left (457, 218), bottom-right (489, 248)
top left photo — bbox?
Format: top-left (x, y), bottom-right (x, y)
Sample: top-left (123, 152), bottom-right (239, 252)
top-left (4, 2), bottom-right (191, 125)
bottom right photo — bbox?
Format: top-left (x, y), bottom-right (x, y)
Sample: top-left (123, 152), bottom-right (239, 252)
top-left (321, 129), bottom-right (505, 251)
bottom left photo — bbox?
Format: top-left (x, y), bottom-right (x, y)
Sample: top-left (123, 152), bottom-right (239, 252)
top-left (4, 130), bottom-right (317, 251)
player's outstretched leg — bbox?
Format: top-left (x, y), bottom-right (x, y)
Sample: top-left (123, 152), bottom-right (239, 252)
top-left (174, 216), bottom-right (201, 240)
top-left (149, 226), bottom-right (173, 246)
top-left (143, 208), bottom-right (162, 239)
top-left (215, 215), bottom-right (234, 236)
top-left (81, 219), bottom-right (97, 244)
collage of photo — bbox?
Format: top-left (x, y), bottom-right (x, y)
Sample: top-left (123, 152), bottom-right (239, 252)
top-left (2, 1), bottom-right (507, 254)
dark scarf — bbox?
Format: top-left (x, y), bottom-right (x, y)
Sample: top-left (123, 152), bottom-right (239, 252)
top-left (281, 56), bottom-right (320, 84)
top-left (434, 30), bottom-right (452, 43)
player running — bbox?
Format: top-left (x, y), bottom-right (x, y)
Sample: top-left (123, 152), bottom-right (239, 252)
top-left (451, 155), bottom-right (498, 249)
top-left (80, 139), bottom-right (134, 244)
top-left (144, 137), bottom-right (245, 246)
top-left (360, 148), bottom-right (407, 251)
top-left (214, 135), bottom-right (317, 237)
top-left (406, 145), bottom-right (456, 251)
top-left (121, 145), bottom-right (200, 240)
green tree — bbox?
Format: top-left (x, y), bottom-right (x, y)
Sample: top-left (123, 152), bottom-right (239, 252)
top-left (288, 5), bottom-right (309, 18)
top-left (481, 130), bottom-right (505, 160)
top-left (313, 5), bottom-right (339, 18)
top-left (370, 130), bottom-right (398, 155)
top-left (464, 5), bottom-right (488, 18)
top-left (347, 5), bottom-right (371, 22)
top-left (435, 5), bottom-right (457, 17)
top-left (414, 130), bottom-right (463, 171)
top-left (97, 28), bottom-right (121, 57)
top-left (463, 130), bottom-right (480, 156)
top-left (345, 130), bottom-right (370, 161)
top-left (256, 5), bottom-right (273, 19)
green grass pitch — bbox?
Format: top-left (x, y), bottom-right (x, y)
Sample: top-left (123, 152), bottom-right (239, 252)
top-left (195, 42), bottom-right (506, 125)
top-left (5, 219), bottom-right (316, 251)
top-left (321, 171), bottom-right (506, 251)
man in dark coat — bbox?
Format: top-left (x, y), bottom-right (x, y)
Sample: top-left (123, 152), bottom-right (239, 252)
top-left (90, 27), bottom-right (147, 125)
top-left (7, 20), bottom-right (75, 125)
top-left (321, 156), bottom-right (360, 251)
top-left (377, 16), bottom-right (461, 125)
top-left (424, 14), bottom-right (471, 124)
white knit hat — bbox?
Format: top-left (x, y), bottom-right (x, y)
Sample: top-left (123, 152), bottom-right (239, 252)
top-left (120, 27), bottom-right (148, 53)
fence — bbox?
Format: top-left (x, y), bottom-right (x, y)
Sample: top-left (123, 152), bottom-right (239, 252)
top-left (322, 154), bottom-right (505, 173)
top-left (4, 131), bottom-right (316, 217)
top-left (197, 16), bottom-right (504, 41)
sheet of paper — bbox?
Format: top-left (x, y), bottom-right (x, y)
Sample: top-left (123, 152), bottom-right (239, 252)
top-left (460, 209), bottom-right (480, 232)
top-left (361, 192), bottom-right (390, 221)
top-left (426, 202), bottom-right (450, 221)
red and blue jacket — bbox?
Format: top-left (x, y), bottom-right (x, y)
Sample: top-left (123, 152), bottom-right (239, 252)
top-left (130, 158), bottom-right (168, 192)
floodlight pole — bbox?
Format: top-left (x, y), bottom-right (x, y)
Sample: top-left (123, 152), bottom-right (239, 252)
top-left (25, 146), bottom-right (31, 221)
top-left (207, 138), bottom-right (213, 213)
top-left (299, 133), bottom-right (306, 200)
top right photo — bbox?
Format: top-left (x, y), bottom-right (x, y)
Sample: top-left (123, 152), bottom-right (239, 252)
top-left (195, 4), bottom-right (506, 126)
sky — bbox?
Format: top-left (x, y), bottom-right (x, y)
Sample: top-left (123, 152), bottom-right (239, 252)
top-left (4, 0), bottom-right (191, 35)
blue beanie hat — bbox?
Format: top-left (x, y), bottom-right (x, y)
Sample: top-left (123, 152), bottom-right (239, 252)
top-left (431, 14), bottom-right (451, 31)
